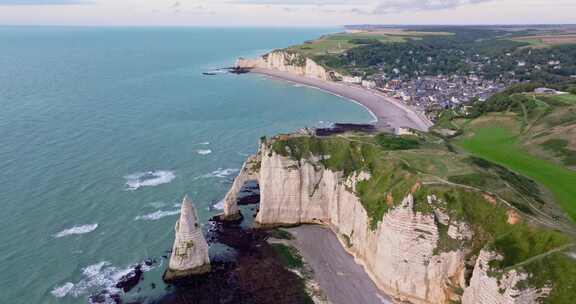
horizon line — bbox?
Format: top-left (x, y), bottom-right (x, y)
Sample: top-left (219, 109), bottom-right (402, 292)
top-left (1, 23), bottom-right (575, 28)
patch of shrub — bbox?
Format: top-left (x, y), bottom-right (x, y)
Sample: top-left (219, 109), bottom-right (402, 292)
top-left (376, 133), bottom-right (420, 150)
top-left (540, 138), bottom-right (576, 166)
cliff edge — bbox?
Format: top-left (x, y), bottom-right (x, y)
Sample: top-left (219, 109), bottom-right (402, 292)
top-left (235, 50), bottom-right (339, 81)
top-left (223, 132), bottom-right (576, 304)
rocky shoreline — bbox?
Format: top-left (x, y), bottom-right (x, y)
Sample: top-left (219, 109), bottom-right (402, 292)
top-left (151, 213), bottom-right (316, 304)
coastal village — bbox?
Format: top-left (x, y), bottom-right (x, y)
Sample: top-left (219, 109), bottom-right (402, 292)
top-left (341, 73), bottom-right (513, 120)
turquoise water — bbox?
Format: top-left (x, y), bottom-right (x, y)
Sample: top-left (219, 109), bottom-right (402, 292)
top-left (0, 27), bottom-right (372, 303)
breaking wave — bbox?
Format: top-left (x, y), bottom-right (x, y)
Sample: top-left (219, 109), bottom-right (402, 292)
top-left (212, 200), bottom-right (224, 211)
top-left (199, 168), bottom-right (239, 179)
top-left (134, 209), bottom-right (180, 221)
top-left (50, 260), bottom-right (155, 302)
top-left (196, 149), bottom-right (212, 155)
top-left (148, 201), bottom-right (166, 209)
top-left (124, 170), bottom-right (175, 191)
top-left (54, 224), bottom-right (98, 238)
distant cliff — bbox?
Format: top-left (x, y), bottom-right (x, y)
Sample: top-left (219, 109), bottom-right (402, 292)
top-left (223, 132), bottom-right (575, 304)
top-left (235, 50), bottom-right (339, 81)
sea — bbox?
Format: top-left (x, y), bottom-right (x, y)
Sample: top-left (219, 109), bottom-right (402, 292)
top-left (0, 27), bottom-right (373, 304)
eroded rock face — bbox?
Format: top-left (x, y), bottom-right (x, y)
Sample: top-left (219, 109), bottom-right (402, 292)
top-left (235, 51), bottom-right (337, 81)
top-left (164, 196), bottom-right (211, 282)
top-left (462, 250), bottom-right (550, 304)
top-left (222, 142), bottom-right (547, 304)
top-left (223, 154), bottom-right (261, 220)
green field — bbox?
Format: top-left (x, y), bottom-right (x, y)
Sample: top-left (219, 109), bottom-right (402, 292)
top-left (286, 30), bottom-right (451, 57)
top-left (287, 33), bottom-right (404, 57)
top-left (457, 126), bottom-right (576, 221)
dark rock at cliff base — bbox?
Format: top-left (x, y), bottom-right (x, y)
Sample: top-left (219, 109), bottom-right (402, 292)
top-left (237, 193), bottom-right (260, 205)
top-left (149, 217), bottom-right (311, 304)
top-left (237, 180), bottom-right (260, 205)
top-left (315, 123), bottom-right (376, 136)
top-left (229, 67), bottom-right (251, 74)
top-left (116, 264), bottom-right (144, 293)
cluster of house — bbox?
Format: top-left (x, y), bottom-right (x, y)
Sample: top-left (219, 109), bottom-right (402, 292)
top-left (340, 73), bottom-right (513, 121)
top-left (517, 59), bottom-right (563, 71)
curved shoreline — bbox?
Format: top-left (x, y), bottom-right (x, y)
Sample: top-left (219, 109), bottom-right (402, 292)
top-left (257, 73), bottom-right (380, 124)
top-left (250, 67), bottom-right (433, 132)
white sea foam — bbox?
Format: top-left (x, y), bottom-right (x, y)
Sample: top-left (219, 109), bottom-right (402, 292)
top-left (54, 224), bottom-right (98, 238)
top-left (316, 120), bottom-right (334, 128)
top-left (148, 201), bottom-right (167, 209)
top-left (51, 260), bottom-right (155, 301)
top-left (212, 200), bottom-right (225, 210)
top-left (199, 168), bottom-right (239, 179)
top-left (198, 142), bottom-right (210, 145)
top-left (196, 149), bottom-right (212, 155)
top-left (51, 282), bottom-right (74, 298)
top-left (134, 209), bottom-right (180, 221)
top-left (124, 170), bottom-right (176, 191)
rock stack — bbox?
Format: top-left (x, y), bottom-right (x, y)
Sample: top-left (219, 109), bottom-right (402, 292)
top-left (163, 195), bottom-right (211, 282)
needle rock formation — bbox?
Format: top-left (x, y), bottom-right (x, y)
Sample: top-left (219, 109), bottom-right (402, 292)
top-left (164, 195), bottom-right (211, 282)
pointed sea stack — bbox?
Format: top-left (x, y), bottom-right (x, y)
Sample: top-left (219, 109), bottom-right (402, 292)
top-left (163, 195), bottom-right (211, 283)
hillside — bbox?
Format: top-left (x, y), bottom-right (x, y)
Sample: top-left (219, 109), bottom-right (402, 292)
top-left (223, 124), bottom-right (576, 303)
top-left (283, 26), bottom-right (576, 83)
top-left (434, 86), bottom-right (576, 223)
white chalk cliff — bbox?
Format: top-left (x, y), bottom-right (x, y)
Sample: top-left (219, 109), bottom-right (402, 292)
top-left (223, 141), bottom-right (551, 304)
top-left (235, 50), bottom-right (338, 81)
top-left (164, 195), bottom-right (211, 282)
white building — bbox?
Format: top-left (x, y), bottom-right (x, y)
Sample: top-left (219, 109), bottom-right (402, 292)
top-left (362, 80), bottom-right (376, 89)
top-left (342, 76), bottom-right (362, 84)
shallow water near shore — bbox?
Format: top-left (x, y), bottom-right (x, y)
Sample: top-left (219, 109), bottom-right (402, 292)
top-left (0, 27), bottom-right (373, 303)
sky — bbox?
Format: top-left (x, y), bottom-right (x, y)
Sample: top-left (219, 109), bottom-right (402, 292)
top-left (0, 0), bottom-right (574, 26)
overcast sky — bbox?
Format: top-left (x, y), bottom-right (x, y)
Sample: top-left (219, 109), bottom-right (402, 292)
top-left (0, 0), bottom-right (574, 26)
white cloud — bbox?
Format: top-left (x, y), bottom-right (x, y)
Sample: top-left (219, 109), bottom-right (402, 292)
top-left (0, 0), bottom-right (573, 26)
top-left (0, 0), bottom-right (90, 4)
top-left (371, 0), bottom-right (496, 14)
top-left (226, 0), bottom-right (496, 14)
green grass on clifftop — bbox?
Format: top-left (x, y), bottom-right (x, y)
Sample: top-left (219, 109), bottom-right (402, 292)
top-left (266, 131), bottom-right (576, 302)
top-left (457, 125), bottom-right (576, 222)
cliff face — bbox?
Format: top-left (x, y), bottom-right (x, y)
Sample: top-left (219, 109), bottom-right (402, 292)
top-left (462, 250), bottom-right (550, 304)
top-left (223, 140), bottom-right (553, 304)
top-left (235, 51), bottom-right (337, 81)
top-left (164, 196), bottom-right (211, 282)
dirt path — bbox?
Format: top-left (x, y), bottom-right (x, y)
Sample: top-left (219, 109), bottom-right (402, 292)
top-left (286, 225), bottom-right (393, 304)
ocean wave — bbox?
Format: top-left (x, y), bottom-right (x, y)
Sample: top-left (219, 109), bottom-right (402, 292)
top-left (198, 142), bottom-right (210, 145)
top-left (134, 209), bottom-right (180, 221)
top-left (148, 201), bottom-right (166, 209)
top-left (199, 168), bottom-right (239, 179)
top-left (316, 120), bottom-right (334, 128)
top-left (51, 282), bottom-right (74, 298)
top-left (196, 149), bottom-right (212, 155)
top-left (51, 260), bottom-right (155, 301)
top-left (124, 170), bottom-right (175, 191)
top-left (54, 224), bottom-right (98, 238)
top-left (212, 200), bottom-right (224, 211)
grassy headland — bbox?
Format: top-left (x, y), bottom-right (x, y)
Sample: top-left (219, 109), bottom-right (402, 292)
top-left (265, 126), bottom-right (575, 302)
top-left (444, 87), bottom-right (576, 221)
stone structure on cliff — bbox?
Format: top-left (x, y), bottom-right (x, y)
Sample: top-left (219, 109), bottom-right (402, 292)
top-left (164, 195), bottom-right (211, 282)
top-left (221, 138), bottom-right (553, 304)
